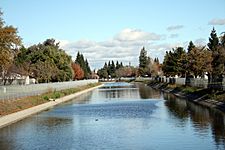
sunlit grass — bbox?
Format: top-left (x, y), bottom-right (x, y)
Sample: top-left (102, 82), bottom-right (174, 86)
top-left (0, 82), bottom-right (101, 116)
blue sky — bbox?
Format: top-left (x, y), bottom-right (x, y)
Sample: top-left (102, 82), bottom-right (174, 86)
top-left (1, 0), bottom-right (225, 69)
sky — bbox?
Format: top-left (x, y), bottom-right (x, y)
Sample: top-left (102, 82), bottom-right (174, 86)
top-left (0, 0), bottom-right (225, 69)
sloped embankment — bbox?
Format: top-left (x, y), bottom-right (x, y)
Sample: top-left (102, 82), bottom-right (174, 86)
top-left (148, 81), bottom-right (225, 112)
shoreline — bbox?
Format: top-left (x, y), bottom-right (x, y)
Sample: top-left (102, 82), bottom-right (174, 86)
top-left (148, 82), bottom-right (225, 113)
top-left (0, 84), bottom-right (103, 129)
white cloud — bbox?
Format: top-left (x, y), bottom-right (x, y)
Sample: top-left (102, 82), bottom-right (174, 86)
top-left (167, 25), bottom-right (184, 31)
top-left (194, 38), bottom-right (207, 46)
top-left (115, 28), bottom-right (164, 41)
top-left (208, 18), bottom-right (225, 25)
top-left (58, 28), bottom-right (184, 69)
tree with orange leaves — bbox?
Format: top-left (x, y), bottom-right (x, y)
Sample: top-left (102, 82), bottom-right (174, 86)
top-left (71, 63), bottom-right (84, 80)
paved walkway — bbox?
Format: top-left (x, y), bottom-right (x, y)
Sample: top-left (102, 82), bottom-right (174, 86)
top-left (0, 84), bottom-right (103, 129)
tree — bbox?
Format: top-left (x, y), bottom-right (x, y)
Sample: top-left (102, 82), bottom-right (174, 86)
top-left (15, 39), bottom-right (73, 83)
top-left (0, 11), bottom-right (21, 84)
top-left (110, 60), bottom-right (116, 77)
top-left (207, 28), bottom-right (224, 89)
top-left (208, 27), bottom-right (219, 51)
top-left (149, 58), bottom-right (161, 77)
top-left (116, 61), bottom-right (120, 69)
top-left (71, 63), bottom-right (84, 80)
top-left (85, 59), bottom-right (91, 74)
top-left (120, 62), bottom-right (123, 68)
top-left (220, 32), bottom-right (225, 46)
top-left (115, 66), bottom-right (134, 78)
top-left (97, 68), bottom-right (108, 79)
top-left (162, 47), bottom-right (186, 77)
top-left (75, 52), bottom-right (91, 79)
top-left (139, 47), bottom-right (149, 76)
top-left (187, 41), bottom-right (195, 53)
top-left (187, 47), bottom-right (212, 78)
top-left (32, 59), bottom-right (58, 83)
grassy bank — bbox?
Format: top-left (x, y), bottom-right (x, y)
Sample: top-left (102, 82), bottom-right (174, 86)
top-left (147, 80), bottom-right (225, 112)
top-left (0, 83), bottom-right (101, 116)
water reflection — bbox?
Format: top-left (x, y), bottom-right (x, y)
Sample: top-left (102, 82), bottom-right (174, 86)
top-left (163, 92), bottom-right (225, 148)
top-left (164, 93), bottom-right (189, 123)
top-left (136, 83), bottom-right (161, 99)
top-left (0, 82), bottom-right (225, 150)
top-left (38, 117), bottom-right (72, 128)
top-left (99, 82), bottom-right (138, 99)
top-left (98, 82), bottom-right (161, 100)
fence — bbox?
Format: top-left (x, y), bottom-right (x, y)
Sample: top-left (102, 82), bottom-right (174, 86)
top-left (0, 79), bottom-right (98, 100)
top-left (188, 78), bottom-right (208, 88)
top-left (157, 76), bottom-right (225, 89)
top-left (158, 77), bottom-right (204, 87)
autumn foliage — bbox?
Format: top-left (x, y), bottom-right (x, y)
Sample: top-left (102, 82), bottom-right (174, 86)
top-left (72, 63), bottom-right (84, 80)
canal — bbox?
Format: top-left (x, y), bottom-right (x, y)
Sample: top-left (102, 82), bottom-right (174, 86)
top-left (0, 82), bottom-right (225, 150)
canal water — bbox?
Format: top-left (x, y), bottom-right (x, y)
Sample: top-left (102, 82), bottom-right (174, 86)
top-left (0, 82), bottom-right (225, 150)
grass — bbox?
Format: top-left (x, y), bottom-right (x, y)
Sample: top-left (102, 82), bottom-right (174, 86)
top-left (209, 91), bottom-right (225, 102)
top-left (148, 80), bottom-right (225, 103)
top-left (0, 82), bottom-right (101, 116)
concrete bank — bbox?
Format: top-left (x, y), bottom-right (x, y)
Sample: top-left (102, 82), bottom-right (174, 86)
top-left (0, 84), bottom-right (103, 129)
top-left (149, 82), bottom-right (225, 113)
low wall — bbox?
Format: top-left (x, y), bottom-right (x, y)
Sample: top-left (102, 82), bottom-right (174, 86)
top-left (0, 79), bottom-right (98, 100)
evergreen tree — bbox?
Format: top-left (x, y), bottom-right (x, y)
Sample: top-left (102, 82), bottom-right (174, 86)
top-left (111, 60), bottom-right (116, 77)
top-left (156, 58), bottom-right (159, 64)
top-left (187, 41), bottom-right (195, 53)
top-left (162, 47), bottom-right (186, 77)
top-left (208, 27), bottom-right (219, 51)
top-left (139, 47), bottom-right (148, 69)
top-left (139, 47), bottom-right (148, 76)
top-left (207, 28), bottom-right (224, 89)
top-left (103, 62), bottom-right (108, 70)
top-left (15, 39), bottom-right (73, 83)
top-left (107, 61), bottom-right (111, 76)
top-left (120, 62), bottom-right (123, 68)
top-left (97, 62), bottom-right (108, 79)
top-left (116, 61), bottom-right (120, 69)
top-left (75, 52), bottom-right (81, 64)
top-left (75, 52), bottom-right (90, 79)
top-left (85, 59), bottom-right (91, 74)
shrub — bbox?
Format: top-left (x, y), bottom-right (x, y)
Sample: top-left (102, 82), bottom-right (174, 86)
top-left (43, 96), bottom-right (49, 101)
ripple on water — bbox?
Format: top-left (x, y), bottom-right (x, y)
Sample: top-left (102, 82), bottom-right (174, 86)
top-left (48, 100), bottom-right (159, 119)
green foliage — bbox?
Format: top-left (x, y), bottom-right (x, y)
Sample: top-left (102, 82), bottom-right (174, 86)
top-left (211, 92), bottom-right (225, 102)
top-left (43, 95), bottom-right (49, 101)
top-left (75, 52), bottom-right (91, 79)
top-left (187, 41), bottom-right (195, 53)
top-left (139, 47), bottom-right (149, 76)
top-left (52, 92), bottom-right (61, 99)
top-left (15, 39), bottom-right (73, 83)
top-left (97, 68), bottom-right (108, 78)
top-left (161, 28), bottom-right (225, 91)
top-left (162, 47), bottom-right (186, 77)
top-left (208, 27), bottom-right (219, 51)
top-left (207, 28), bottom-right (225, 89)
top-left (182, 86), bottom-right (198, 94)
top-left (97, 60), bottom-right (124, 78)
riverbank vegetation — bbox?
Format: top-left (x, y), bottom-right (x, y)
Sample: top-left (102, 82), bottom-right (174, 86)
top-left (97, 47), bottom-right (161, 79)
top-left (0, 11), bottom-right (92, 85)
top-left (162, 28), bottom-right (225, 90)
top-left (148, 80), bottom-right (225, 111)
top-left (0, 83), bottom-right (101, 116)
